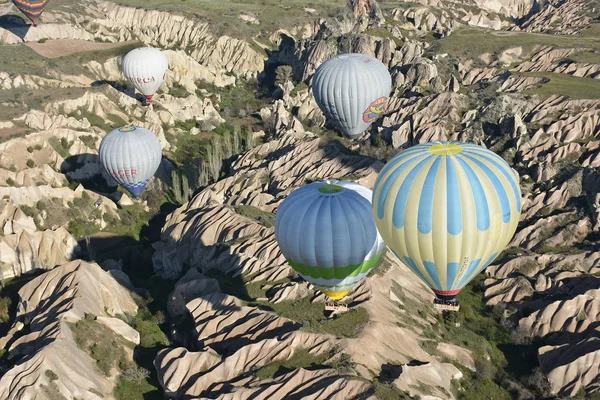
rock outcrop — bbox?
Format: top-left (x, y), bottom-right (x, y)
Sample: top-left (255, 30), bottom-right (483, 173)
top-left (0, 261), bottom-right (138, 399)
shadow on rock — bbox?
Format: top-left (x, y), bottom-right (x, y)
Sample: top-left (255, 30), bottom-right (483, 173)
top-left (0, 15), bottom-right (31, 41)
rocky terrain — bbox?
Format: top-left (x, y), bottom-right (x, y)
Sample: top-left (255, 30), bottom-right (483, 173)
top-left (0, 0), bottom-right (599, 399)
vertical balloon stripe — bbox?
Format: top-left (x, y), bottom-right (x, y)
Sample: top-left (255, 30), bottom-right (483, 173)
top-left (392, 155), bottom-right (434, 228)
top-left (463, 154), bottom-right (512, 223)
top-left (417, 157), bottom-right (441, 234)
top-left (466, 150), bottom-right (522, 212)
top-left (456, 157), bottom-right (490, 231)
top-left (376, 153), bottom-right (430, 219)
top-left (423, 261), bottom-right (443, 289)
top-left (446, 157), bottom-right (462, 235)
top-left (446, 262), bottom-right (459, 289)
top-left (454, 258), bottom-right (482, 289)
top-left (401, 255), bottom-right (437, 289)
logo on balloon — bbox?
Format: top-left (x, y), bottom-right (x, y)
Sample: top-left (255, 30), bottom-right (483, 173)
top-left (362, 97), bottom-right (387, 123)
top-left (118, 126), bottom-right (137, 132)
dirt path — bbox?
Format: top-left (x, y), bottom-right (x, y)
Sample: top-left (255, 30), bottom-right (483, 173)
top-left (25, 39), bottom-right (137, 58)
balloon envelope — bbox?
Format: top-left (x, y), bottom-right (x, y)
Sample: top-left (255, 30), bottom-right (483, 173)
top-left (275, 180), bottom-right (385, 300)
top-left (372, 142), bottom-right (522, 301)
top-left (12, 0), bottom-right (49, 25)
top-left (122, 47), bottom-right (169, 101)
top-left (98, 125), bottom-right (163, 197)
top-left (312, 53), bottom-right (392, 139)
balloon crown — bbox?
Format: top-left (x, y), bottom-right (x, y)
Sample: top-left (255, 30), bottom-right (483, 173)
top-left (318, 184), bottom-right (343, 194)
top-left (428, 142), bottom-right (464, 156)
top-left (118, 126), bottom-right (137, 132)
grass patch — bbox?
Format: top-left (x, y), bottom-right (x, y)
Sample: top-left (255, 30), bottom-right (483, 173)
top-left (432, 28), bottom-right (600, 59)
top-left (114, 379), bottom-right (157, 400)
top-left (516, 72), bottom-right (600, 99)
top-left (234, 204), bottom-right (275, 228)
top-left (69, 314), bottom-right (131, 376)
top-left (254, 348), bottom-right (331, 379)
top-left (108, 0), bottom-right (349, 41)
top-left (0, 297), bottom-right (11, 323)
top-left (364, 28), bottom-right (403, 46)
top-left (571, 50), bottom-right (600, 64)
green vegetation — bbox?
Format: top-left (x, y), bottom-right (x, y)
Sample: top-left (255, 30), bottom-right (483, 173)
top-left (364, 27), bottom-right (403, 46)
top-left (234, 205), bottom-right (275, 227)
top-left (26, 159), bottom-right (35, 168)
top-left (134, 320), bottom-right (169, 348)
top-left (109, 0), bottom-right (346, 40)
top-left (371, 380), bottom-right (412, 400)
top-left (432, 28), bottom-right (600, 59)
top-left (570, 50), bottom-right (600, 64)
top-left (70, 314), bottom-right (131, 376)
top-left (79, 135), bottom-right (98, 149)
top-left (255, 348), bottom-right (332, 379)
top-left (168, 82), bottom-right (190, 98)
top-left (413, 275), bottom-right (546, 399)
top-left (0, 296), bottom-right (11, 323)
top-left (516, 72), bottom-right (600, 99)
top-left (45, 369), bottom-right (59, 381)
top-left (204, 269), bottom-right (370, 338)
top-left (114, 379), bottom-right (157, 400)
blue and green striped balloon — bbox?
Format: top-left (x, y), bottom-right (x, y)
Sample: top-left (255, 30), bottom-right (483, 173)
top-left (372, 142), bottom-right (522, 301)
top-left (275, 180), bottom-right (386, 300)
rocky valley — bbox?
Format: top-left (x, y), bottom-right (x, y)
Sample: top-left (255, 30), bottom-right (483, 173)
top-left (0, 0), bottom-right (599, 399)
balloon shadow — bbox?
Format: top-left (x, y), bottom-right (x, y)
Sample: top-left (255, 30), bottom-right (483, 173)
top-left (90, 80), bottom-right (146, 103)
top-left (61, 153), bottom-right (174, 199)
top-left (0, 15), bottom-right (31, 41)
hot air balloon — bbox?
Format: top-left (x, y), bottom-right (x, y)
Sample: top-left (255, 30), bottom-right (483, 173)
top-left (275, 180), bottom-right (386, 300)
top-left (12, 0), bottom-right (49, 26)
top-left (372, 142), bottom-right (522, 309)
top-left (312, 53), bottom-right (392, 139)
top-left (121, 47), bottom-right (169, 103)
top-left (98, 125), bottom-right (162, 197)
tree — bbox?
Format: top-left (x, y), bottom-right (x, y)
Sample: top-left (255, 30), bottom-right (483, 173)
top-left (275, 65), bottom-right (293, 87)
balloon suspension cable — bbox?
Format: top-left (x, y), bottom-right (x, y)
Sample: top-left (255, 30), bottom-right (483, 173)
top-left (433, 297), bottom-right (460, 312)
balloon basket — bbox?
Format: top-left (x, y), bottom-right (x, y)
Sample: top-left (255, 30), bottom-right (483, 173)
top-left (433, 298), bottom-right (460, 312)
top-left (324, 302), bottom-right (350, 318)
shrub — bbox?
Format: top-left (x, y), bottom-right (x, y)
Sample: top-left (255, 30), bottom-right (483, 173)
top-left (234, 205), bottom-right (275, 228)
top-left (27, 146), bottom-right (34, 153)
top-left (45, 369), bottom-right (58, 381)
top-left (5, 178), bottom-right (15, 186)
top-left (169, 82), bottom-right (190, 98)
top-left (69, 314), bottom-right (127, 376)
top-left (134, 320), bottom-right (169, 348)
top-left (121, 366), bottom-right (150, 384)
top-left (38, 38), bottom-right (48, 44)
top-left (27, 159), bottom-right (35, 168)
top-left (0, 296), bottom-right (11, 323)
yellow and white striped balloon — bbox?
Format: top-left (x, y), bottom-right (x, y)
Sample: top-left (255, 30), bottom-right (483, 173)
top-left (372, 142), bottom-right (522, 301)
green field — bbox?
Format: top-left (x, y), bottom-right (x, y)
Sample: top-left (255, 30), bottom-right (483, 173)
top-left (105, 0), bottom-right (411, 39)
top-left (515, 71), bottom-right (600, 99)
top-left (570, 50), bottom-right (600, 64)
top-left (432, 28), bottom-right (600, 59)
